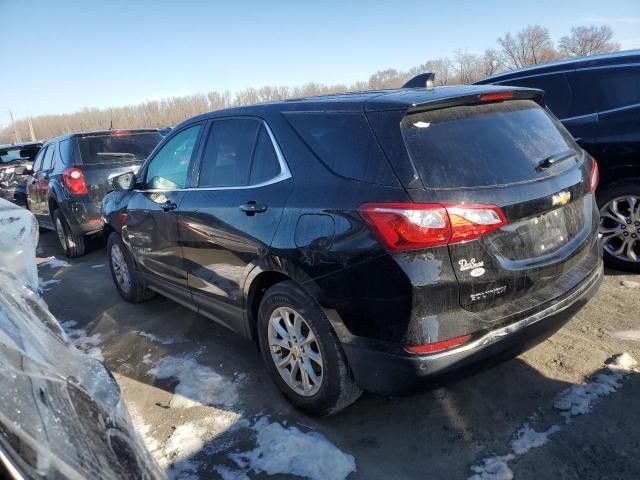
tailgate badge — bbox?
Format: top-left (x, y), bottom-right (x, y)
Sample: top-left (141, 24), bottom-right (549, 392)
top-left (552, 190), bottom-right (571, 206)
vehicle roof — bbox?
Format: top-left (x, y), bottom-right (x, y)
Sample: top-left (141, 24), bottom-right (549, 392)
top-left (0, 141), bottom-right (43, 150)
top-left (475, 49), bottom-right (640, 84)
top-left (182, 84), bottom-right (539, 125)
top-left (45, 128), bottom-right (161, 144)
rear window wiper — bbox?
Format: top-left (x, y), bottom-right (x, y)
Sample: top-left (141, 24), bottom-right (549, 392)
top-left (535, 149), bottom-right (577, 172)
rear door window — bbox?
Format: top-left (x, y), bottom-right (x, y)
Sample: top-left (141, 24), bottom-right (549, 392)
top-left (41, 145), bottom-right (55, 171)
top-left (578, 66), bottom-right (640, 112)
top-left (33, 146), bottom-right (47, 172)
top-left (249, 126), bottom-right (281, 184)
top-left (284, 112), bottom-right (398, 185)
top-left (198, 119), bottom-right (261, 187)
top-left (401, 100), bottom-right (579, 189)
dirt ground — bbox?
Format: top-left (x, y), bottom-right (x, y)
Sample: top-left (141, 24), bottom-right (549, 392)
top-left (37, 231), bottom-right (640, 480)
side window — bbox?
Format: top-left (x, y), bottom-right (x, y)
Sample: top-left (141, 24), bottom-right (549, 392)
top-left (249, 126), bottom-right (281, 184)
top-left (41, 145), bottom-right (55, 171)
top-left (589, 67), bottom-right (640, 111)
top-left (198, 119), bottom-right (260, 187)
top-left (32, 146), bottom-right (47, 172)
top-left (145, 124), bottom-right (201, 190)
top-left (59, 139), bottom-right (73, 165)
top-left (501, 73), bottom-right (573, 119)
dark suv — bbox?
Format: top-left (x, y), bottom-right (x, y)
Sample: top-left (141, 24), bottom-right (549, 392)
top-left (476, 50), bottom-right (640, 271)
top-left (102, 85), bottom-right (603, 415)
top-left (26, 129), bottom-right (163, 257)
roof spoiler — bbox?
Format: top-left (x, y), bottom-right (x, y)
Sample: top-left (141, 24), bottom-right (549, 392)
top-left (402, 72), bottom-right (435, 89)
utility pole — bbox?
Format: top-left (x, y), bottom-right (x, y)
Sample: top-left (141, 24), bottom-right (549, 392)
top-left (27, 117), bottom-right (36, 142)
top-left (9, 110), bottom-right (21, 143)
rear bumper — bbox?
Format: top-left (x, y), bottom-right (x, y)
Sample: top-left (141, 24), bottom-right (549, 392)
top-left (342, 260), bottom-right (603, 396)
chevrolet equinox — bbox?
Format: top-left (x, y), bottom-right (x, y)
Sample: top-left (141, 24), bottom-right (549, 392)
top-left (102, 83), bottom-right (603, 415)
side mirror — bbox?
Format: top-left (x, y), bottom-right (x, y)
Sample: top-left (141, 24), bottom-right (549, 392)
top-left (111, 171), bottom-right (136, 191)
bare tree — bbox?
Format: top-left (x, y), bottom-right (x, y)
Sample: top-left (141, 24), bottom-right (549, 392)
top-left (559, 25), bottom-right (620, 57)
top-left (479, 48), bottom-right (502, 77)
top-left (497, 25), bottom-right (558, 69)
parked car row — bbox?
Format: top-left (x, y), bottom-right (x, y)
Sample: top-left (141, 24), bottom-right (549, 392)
top-left (0, 141), bottom-right (42, 205)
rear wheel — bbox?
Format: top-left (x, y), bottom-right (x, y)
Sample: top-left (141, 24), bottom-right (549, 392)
top-left (598, 181), bottom-right (640, 273)
top-left (53, 209), bottom-right (85, 258)
top-left (257, 281), bottom-right (361, 416)
top-left (107, 232), bottom-right (155, 303)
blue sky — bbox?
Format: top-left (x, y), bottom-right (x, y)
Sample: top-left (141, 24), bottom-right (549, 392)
top-left (1, 0), bottom-right (639, 125)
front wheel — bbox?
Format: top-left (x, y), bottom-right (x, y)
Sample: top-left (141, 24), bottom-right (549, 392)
top-left (257, 281), bottom-right (361, 416)
top-left (53, 209), bottom-right (85, 258)
top-left (598, 181), bottom-right (640, 273)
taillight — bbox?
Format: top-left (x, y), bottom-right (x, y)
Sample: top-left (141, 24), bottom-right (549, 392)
top-left (404, 334), bottom-right (472, 355)
top-left (479, 91), bottom-right (513, 102)
top-left (359, 203), bottom-right (508, 252)
top-left (63, 168), bottom-right (88, 195)
top-left (589, 157), bottom-right (599, 193)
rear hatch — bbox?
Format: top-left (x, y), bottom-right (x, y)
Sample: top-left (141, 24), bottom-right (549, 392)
top-left (76, 131), bottom-right (162, 204)
top-left (371, 92), bottom-right (599, 314)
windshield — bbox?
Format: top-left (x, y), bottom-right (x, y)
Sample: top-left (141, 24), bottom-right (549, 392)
top-left (0, 145), bottom-right (39, 164)
top-left (401, 99), bottom-right (579, 189)
top-left (77, 132), bottom-right (162, 165)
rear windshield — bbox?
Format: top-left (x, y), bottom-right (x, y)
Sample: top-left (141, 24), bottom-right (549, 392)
top-left (401, 100), bottom-right (578, 188)
top-left (0, 146), bottom-right (39, 164)
top-left (77, 132), bottom-right (162, 165)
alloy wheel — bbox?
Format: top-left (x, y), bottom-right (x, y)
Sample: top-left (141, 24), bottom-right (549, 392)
top-left (111, 244), bottom-right (132, 294)
top-left (268, 306), bottom-right (323, 396)
top-left (599, 195), bottom-right (640, 264)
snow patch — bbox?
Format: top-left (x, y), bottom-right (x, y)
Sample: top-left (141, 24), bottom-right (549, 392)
top-left (469, 424), bottom-right (560, 480)
top-left (39, 256), bottom-right (70, 269)
top-left (142, 352), bottom-right (152, 364)
top-left (148, 356), bottom-right (238, 408)
top-left (39, 277), bottom-right (61, 291)
top-left (231, 417), bottom-right (356, 480)
top-left (620, 280), bottom-right (640, 289)
top-left (139, 331), bottom-right (179, 345)
top-left (90, 263), bottom-right (106, 269)
top-left (554, 352), bottom-right (637, 421)
top-left (610, 330), bottom-right (640, 342)
top-left (59, 320), bottom-right (103, 361)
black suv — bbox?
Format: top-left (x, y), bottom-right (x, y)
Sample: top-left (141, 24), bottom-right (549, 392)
top-left (26, 129), bottom-right (163, 257)
top-left (102, 85), bottom-right (603, 415)
top-left (476, 50), bottom-right (640, 271)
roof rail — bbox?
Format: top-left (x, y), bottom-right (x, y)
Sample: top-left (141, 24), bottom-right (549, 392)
top-left (402, 72), bottom-right (435, 89)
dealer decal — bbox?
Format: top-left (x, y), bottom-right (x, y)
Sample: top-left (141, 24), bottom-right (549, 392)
top-left (459, 258), bottom-right (485, 277)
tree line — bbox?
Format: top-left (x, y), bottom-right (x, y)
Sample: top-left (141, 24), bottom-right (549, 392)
top-left (0, 24), bottom-right (620, 144)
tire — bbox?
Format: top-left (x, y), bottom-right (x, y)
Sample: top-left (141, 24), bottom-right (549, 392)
top-left (107, 232), bottom-right (155, 303)
top-left (53, 209), bottom-right (86, 258)
top-left (257, 281), bottom-right (361, 416)
top-left (597, 180), bottom-right (640, 273)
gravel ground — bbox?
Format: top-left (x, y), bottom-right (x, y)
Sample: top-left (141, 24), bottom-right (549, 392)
top-left (37, 232), bottom-right (640, 480)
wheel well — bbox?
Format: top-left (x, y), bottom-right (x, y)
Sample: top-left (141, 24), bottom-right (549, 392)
top-left (48, 197), bottom-right (59, 222)
top-left (247, 271), bottom-right (290, 341)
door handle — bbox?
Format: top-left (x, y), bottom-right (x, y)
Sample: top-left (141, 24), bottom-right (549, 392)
top-left (240, 201), bottom-right (268, 216)
top-left (161, 200), bottom-right (178, 212)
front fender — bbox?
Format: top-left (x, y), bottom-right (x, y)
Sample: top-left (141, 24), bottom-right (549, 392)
top-left (101, 190), bottom-right (135, 235)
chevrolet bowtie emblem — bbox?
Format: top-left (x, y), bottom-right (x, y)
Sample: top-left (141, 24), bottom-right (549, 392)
top-left (552, 191), bottom-right (571, 206)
